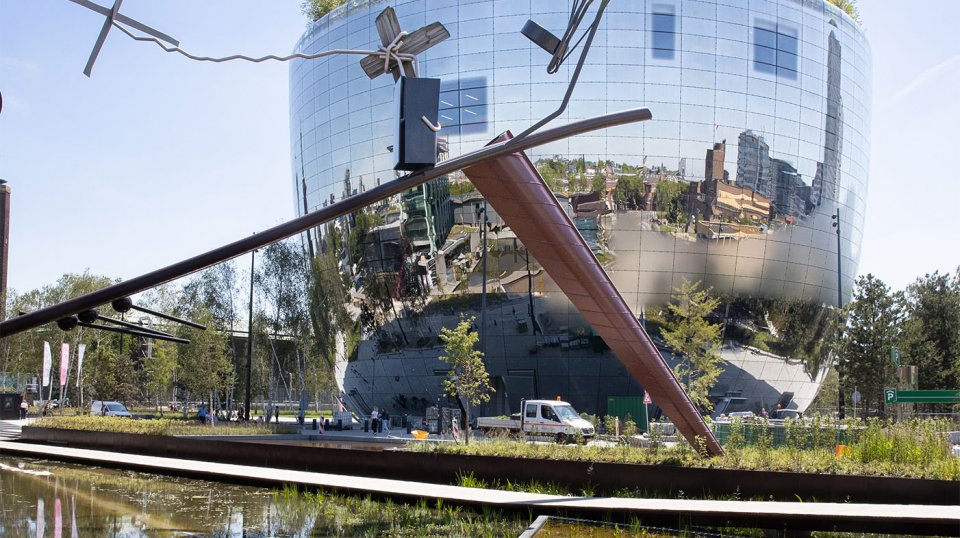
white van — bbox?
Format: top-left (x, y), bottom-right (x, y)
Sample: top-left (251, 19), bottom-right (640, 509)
top-left (476, 399), bottom-right (595, 442)
top-left (91, 400), bottom-right (133, 418)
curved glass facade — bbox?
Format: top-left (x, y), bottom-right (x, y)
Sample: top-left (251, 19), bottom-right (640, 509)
top-left (290, 0), bottom-right (871, 417)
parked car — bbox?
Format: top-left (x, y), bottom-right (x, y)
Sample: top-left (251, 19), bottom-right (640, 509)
top-left (90, 401), bottom-right (133, 418)
top-left (773, 409), bottom-right (802, 420)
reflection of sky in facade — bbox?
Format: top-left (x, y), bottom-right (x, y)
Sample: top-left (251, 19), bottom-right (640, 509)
top-left (289, 0), bottom-right (870, 305)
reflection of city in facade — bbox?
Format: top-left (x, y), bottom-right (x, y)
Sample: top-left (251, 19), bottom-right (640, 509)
top-left (290, 0), bottom-right (871, 418)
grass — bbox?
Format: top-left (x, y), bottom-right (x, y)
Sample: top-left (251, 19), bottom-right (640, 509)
top-left (410, 418), bottom-right (960, 481)
top-left (32, 416), bottom-right (276, 436)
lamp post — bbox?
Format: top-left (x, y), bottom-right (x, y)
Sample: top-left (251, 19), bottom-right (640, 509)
top-left (478, 201), bottom-right (488, 359)
top-left (244, 248), bottom-right (255, 421)
top-left (832, 208), bottom-right (845, 419)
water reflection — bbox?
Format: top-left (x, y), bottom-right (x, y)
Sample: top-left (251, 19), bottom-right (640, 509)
top-left (0, 455), bottom-right (526, 537)
top-left (0, 456), bottom-right (276, 537)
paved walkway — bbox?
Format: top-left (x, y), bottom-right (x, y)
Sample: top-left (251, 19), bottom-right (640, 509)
top-left (0, 441), bottom-right (956, 535)
top-left (0, 418), bottom-right (32, 440)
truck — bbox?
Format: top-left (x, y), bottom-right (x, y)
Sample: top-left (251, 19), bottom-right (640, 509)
top-left (476, 399), bottom-right (595, 443)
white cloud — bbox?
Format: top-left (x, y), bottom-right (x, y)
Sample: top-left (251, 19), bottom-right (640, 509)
top-left (890, 52), bottom-right (960, 104)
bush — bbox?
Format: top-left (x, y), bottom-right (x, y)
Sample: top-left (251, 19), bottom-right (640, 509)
top-left (602, 415), bottom-right (619, 435)
top-left (622, 414), bottom-right (638, 436)
top-left (33, 416), bottom-right (275, 436)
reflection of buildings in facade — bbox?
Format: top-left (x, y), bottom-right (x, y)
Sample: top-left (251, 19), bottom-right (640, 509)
top-left (736, 130), bottom-right (773, 199)
top-left (813, 30), bottom-right (844, 209)
top-left (290, 0), bottom-right (870, 417)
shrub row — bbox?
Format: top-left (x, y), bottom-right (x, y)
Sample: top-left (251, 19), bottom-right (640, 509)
top-left (33, 416), bottom-right (275, 436)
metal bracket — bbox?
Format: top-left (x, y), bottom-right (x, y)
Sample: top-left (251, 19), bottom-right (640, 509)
top-left (420, 115), bottom-right (442, 132)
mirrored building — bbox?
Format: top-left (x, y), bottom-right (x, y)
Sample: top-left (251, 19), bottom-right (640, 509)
top-left (289, 0), bottom-right (871, 418)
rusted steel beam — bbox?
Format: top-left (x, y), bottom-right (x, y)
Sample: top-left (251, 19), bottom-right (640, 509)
top-left (462, 132), bottom-right (723, 456)
top-left (0, 108), bottom-right (651, 338)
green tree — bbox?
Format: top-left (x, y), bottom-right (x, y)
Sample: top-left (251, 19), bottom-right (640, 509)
top-left (1, 271), bottom-right (120, 407)
top-left (176, 308), bottom-right (233, 412)
top-left (145, 339), bottom-right (177, 414)
top-left (840, 274), bottom-right (903, 416)
top-left (179, 262), bottom-right (241, 331)
top-left (827, 0), bottom-right (861, 23)
top-left (901, 269), bottom-right (960, 391)
top-left (612, 175), bottom-right (644, 210)
top-left (535, 156), bottom-right (568, 193)
top-left (438, 316), bottom-right (494, 444)
top-left (301, 0), bottom-right (347, 20)
top-left (348, 210), bottom-right (382, 267)
top-left (652, 179), bottom-right (686, 223)
top-left (591, 172), bottom-right (606, 195)
top-left (662, 279), bottom-right (724, 411)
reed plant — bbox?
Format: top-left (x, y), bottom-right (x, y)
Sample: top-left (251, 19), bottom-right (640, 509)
top-left (269, 484), bottom-right (527, 537)
top-left (407, 417), bottom-right (960, 480)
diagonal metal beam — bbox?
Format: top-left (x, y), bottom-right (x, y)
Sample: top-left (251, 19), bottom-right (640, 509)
top-left (77, 321), bottom-right (190, 344)
top-left (0, 108), bottom-right (651, 338)
top-left (82, 0), bottom-right (123, 77)
top-left (462, 131), bottom-right (723, 456)
top-left (69, 0), bottom-right (181, 76)
top-left (67, 0), bottom-right (180, 46)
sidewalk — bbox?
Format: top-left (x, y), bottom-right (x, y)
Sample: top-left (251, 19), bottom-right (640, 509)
top-left (295, 422), bottom-right (452, 445)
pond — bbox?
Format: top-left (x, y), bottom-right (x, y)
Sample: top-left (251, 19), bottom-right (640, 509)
top-left (0, 455), bottom-right (526, 537)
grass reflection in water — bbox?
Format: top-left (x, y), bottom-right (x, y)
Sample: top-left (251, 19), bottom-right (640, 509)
top-left (0, 456), bottom-right (526, 537)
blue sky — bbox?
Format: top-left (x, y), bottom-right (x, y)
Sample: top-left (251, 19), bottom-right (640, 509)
top-left (0, 1), bottom-right (957, 297)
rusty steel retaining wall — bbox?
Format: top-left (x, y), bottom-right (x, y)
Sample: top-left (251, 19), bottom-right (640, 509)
top-left (18, 427), bottom-right (959, 505)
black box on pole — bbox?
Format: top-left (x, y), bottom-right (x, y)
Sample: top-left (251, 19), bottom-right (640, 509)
top-left (393, 76), bottom-right (441, 171)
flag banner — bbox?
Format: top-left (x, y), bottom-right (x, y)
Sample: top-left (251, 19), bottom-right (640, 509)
top-left (60, 343), bottom-right (70, 387)
top-left (42, 342), bottom-right (52, 387)
top-left (76, 344), bottom-right (86, 387)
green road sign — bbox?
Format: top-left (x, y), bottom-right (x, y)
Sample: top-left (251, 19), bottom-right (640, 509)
top-left (891, 346), bottom-right (900, 367)
top-left (884, 388), bottom-right (960, 404)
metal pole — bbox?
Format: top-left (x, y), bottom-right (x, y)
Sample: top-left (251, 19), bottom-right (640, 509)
top-left (480, 200), bottom-right (488, 360)
top-left (835, 208), bottom-right (845, 420)
top-left (245, 249), bottom-right (255, 421)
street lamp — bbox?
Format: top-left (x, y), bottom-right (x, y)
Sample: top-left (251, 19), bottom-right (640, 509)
top-left (475, 202), bottom-right (489, 359)
top-left (245, 248), bottom-right (255, 421)
top-left (832, 208), bottom-right (845, 419)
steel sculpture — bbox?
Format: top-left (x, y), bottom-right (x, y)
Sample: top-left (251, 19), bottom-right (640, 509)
top-left (0, 109), bottom-right (651, 338)
top-left (463, 132), bottom-right (724, 456)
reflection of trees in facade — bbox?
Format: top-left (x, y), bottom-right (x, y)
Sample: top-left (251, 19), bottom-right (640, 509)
top-left (309, 224), bottom-right (352, 366)
top-left (662, 279), bottom-right (724, 411)
top-left (722, 297), bottom-right (837, 374)
top-left (535, 156), bottom-right (615, 196)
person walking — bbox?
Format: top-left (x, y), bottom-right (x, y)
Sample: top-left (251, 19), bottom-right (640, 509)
top-left (19, 399), bottom-right (28, 420)
top-left (274, 406), bottom-right (280, 424)
top-left (370, 407), bottom-right (379, 434)
top-left (381, 410), bottom-right (391, 434)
